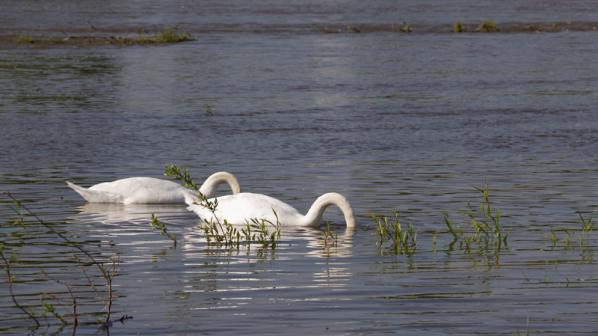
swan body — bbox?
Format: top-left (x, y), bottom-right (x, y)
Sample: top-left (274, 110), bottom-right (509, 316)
top-left (186, 192), bottom-right (355, 228)
top-left (66, 172), bottom-right (240, 204)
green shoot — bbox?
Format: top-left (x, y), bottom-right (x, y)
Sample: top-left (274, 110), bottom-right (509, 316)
top-left (372, 211), bottom-right (417, 256)
top-left (150, 214), bottom-right (177, 247)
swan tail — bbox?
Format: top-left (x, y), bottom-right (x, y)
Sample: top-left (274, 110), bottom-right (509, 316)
top-left (66, 181), bottom-right (124, 203)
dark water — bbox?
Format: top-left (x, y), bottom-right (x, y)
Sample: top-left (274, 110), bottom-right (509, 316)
top-left (2, 1), bottom-right (598, 335)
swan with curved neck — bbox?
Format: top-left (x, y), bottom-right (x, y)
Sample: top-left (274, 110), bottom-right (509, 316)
top-left (186, 192), bottom-right (355, 228)
top-left (66, 171), bottom-right (240, 204)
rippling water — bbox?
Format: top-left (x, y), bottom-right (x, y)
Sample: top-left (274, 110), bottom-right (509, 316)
top-left (2, 1), bottom-right (598, 335)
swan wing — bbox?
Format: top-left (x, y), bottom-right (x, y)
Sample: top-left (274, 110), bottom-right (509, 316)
top-left (90, 177), bottom-right (187, 204)
top-left (187, 193), bottom-right (302, 225)
top-left (66, 181), bottom-right (125, 203)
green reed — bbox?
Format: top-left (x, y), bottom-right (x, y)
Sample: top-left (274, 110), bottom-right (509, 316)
top-left (543, 210), bottom-right (595, 257)
top-left (150, 214), bottom-right (177, 247)
top-left (372, 211), bottom-right (417, 256)
top-left (199, 217), bottom-right (281, 250)
top-left (442, 182), bottom-right (508, 256)
top-left (453, 20), bottom-right (463, 33)
top-left (579, 212), bottom-right (594, 233)
top-left (477, 20), bottom-right (498, 32)
top-left (322, 221), bottom-right (338, 248)
top-left (578, 211), bottom-right (594, 251)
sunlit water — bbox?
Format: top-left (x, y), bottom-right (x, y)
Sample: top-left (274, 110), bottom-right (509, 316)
top-left (2, 1), bottom-right (598, 335)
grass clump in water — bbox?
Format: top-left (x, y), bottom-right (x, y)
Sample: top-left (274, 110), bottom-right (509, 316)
top-left (199, 216), bottom-right (281, 251)
top-left (442, 182), bottom-right (507, 257)
top-left (136, 28), bottom-right (192, 44)
top-left (372, 211), bottom-right (417, 255)
top-left (477, 20), bottom-right (498, 32)
top-left (453, 20), bottom-right (464, 33)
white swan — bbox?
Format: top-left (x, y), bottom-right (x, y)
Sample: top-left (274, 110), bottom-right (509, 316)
top-left (66, 172), bottom-right (240, 204)
top-left (186, 192), bottom-right (355, 228)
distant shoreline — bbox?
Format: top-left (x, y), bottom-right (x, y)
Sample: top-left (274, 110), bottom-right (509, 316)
top-left (1, 20), bottom-right (597, 47)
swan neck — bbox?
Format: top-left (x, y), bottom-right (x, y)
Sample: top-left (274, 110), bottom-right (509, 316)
top-left (198, 171), bottom-right (240, 198)
top-left (301, 193), bottom-right (355, 228)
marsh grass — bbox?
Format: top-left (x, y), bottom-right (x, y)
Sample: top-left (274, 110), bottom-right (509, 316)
top-left (578, 212), bottom-right (595, 252)
top-left (372, 211), bottom-right (417, 256)
top-left (453, 21), bottom-right (463, 33)
top-left (442, 182), bottom-right (508, 258)
top-left (135, 28), bottom-right (193, 44)
top-left (477, 20), bottom-right (498, 32)
top-left (545, 211), bottom-right (595, 257)
top-left (579, 212), bottom-right (594, 233)
top-left (11, 28), bottom-right (192, 46)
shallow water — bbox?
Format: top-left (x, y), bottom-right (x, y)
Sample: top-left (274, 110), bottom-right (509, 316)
top-left (2, 1), bottom-right (598, 335)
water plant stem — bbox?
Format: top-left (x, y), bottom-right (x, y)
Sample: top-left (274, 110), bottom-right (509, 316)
top-left (0, 249), bottom-right (41, 327)
top-left (4, 192), bottom-right (117, 325)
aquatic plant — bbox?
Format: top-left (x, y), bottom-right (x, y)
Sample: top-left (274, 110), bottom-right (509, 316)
top-left (15, 35), bottom-right (36, 44)
top-left (136, 28), bottom-right (193, 44)
top-left (398, 21), bottom-right (412, 33)
top-left (322, 221), bottom-right (338, 248)
top-left (549, 229), bottom-right (559, 249)
top-left (205, 103), bottom-right (215, 116)
top-left (578, 211), bottom-right (595, 252)
top-left (453, 20), bottom-right (463, 33)
top-left (1, 193), bottom-right (125, 332)
top-left (442, 182), bottom-right (508, 257)
top-left (347, 25), bottom-right (361, 33)
top-left (11, 28), bottom-right (192, 46)
top-left (477, 20), bottom-right (498, 32)
top-left (578, 212), bottom-right (594, 233)
top-left (372, 211), bottom-right (417, 256)
top-left (0, 247), bottom-right (41, 326)
top-left (514, 317), bottom-right (530, 336)
top-left (198, 215), bottom-right (281, 250)
top-left (150, 214), bottom-right (177, 247)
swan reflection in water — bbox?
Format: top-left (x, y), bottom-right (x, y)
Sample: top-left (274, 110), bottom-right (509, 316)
top-left (71, 202), bottom-right (355, 292)
top-left (74, 203), bottom-right (191, 226)
top-left (181, 222), bottom-right (354, 258)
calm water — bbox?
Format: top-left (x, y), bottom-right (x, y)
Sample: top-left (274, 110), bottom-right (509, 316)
top-left (2, 1), bottom-right (598, 335)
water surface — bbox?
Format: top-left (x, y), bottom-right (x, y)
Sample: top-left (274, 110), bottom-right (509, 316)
top-left (1, 2), bottom-right (598, 335)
